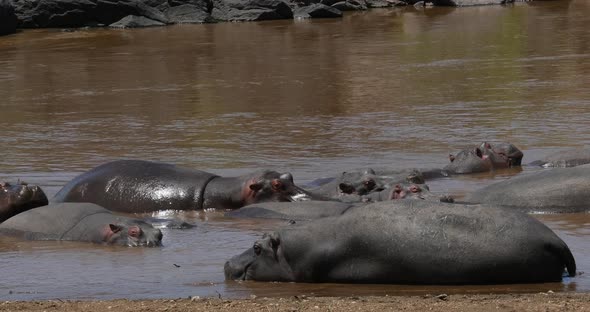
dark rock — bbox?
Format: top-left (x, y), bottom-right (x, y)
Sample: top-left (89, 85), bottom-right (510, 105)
top-left (0, 0), bottom-right (18, 35)
top-left (109, 14), bottom-right (165, 27)
top-left (165, 3), bottom-right (214, 23)
top-left (12, 0), bottom-right (168, 28)
top-left (365, 0), bottom-right (390, 7)
top-left (331, 0), bottom-right (366, 10)
top-left (432, 0), bottom-right (514, 5)
top-left (212, 0), bottom-right (293, 21)
top-left (293, 3), bottom-right (341, 18)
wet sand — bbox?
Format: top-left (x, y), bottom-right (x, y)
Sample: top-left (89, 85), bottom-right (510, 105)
top-left (3, 292), bottom-right (590, 312)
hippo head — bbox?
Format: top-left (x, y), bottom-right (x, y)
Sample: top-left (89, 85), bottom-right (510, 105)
top-left (243, 171), bottom-right (312, 205)
top-left (338, 169), bottom-right (386, 196)
top-left (224, 232), bottom-right (293, 282)
top-left (443, 147), bottom-right (493, 174)
top-left (389, 183), bottom-right (426, 200)
top-left (479, 142), bottom-right (523, 167)
top-left (102, 220), bottom-right (163, 247)
top-left (0, 181), bottom-right (49, 221)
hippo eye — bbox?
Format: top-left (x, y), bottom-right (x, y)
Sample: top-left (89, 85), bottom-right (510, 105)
top-left (364, 180), bottom-right (376, 190)
top-left (253, 243), bottom-right (261, 255)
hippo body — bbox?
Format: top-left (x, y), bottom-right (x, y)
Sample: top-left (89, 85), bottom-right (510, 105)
top-left (464, 165), bottom-right (590, 213)
top-left (0, 203), bottom-right (162, 246)
top-left (306, 169), bottom-right (425, 200)
top-left (530, 148), bottom-right (590, 168)
top-left (0, 181), bottom-right (48, 223)
top-left (225, 200), bottom-right (575, 284)
top-left (443, 142), bottom-right (521, 174)
top-left (54, 160), bottom-right (313, 213)
top-left (226, 201), bottom-right (357, 221)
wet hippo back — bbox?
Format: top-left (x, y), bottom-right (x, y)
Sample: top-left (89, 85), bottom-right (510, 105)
top-left (0, 203), bottom-right (111, 240)
top-left (464, 166), bottom-right (590, 213)
top-left (53, 160), bottom-right (218, 213)
top-left (0, 203), bottom-right (162, 246)
top-left (226, 200), bottom-right (574, 284)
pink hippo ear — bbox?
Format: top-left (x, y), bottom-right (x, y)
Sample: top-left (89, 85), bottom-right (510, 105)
top-left (128, 225), bottom-right (143, 238)
top-left (109, 224), bottom-right (123, 233)
top-left (249, 182), bottom-right (263, 192)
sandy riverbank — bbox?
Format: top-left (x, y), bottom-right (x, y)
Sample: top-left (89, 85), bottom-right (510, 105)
top-left (2, 292), bottom-right (590, 312)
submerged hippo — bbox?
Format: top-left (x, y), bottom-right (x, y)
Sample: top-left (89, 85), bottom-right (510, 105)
top-left (306, 169), bottom-right (425, 200)
top-left (479, 142), bottom-right (524, 166)
top-left (54, 160), bottom-right (314, 213)
top-left (529, 148), bottom-right (590, 168)
top-left (226, 201), bottom-right (357, 221)
top-left (464, 165), bottom-right (590, 213)
top-left (0, 181), bottom-right (48, 223)
top-left (443, 142), bottom-right (520, 174)
top-left (225, 200), bottom-right (575, 284)
top-left (363, 183), bottom-right (453, 203)
top-left (0, 202), bottom-right (162, 247)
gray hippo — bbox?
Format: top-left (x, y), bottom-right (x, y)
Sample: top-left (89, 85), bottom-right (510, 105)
top-left (0, 181), bottom-right (48, 223)
top-left (53, 160), bottom-right (315, 213)
top-left (0, 202), bottom-right (163, 247)
top-left (306, 169), bottom-right (425, 200)
top-left (464, 165), bottom-right (590, 213)
top-left (363, 183), bottom-right (453, 203)
top-left (443, 143), bottom-right (512, 174)
top-left (226, 201), bottom-right (357, 221)
top-left (227, 183), bottom-right (454, 222)
top-left (479, 142), bottom-right (524, 166)
top-left (529, 148), bottom-right (590, 168)
top-left (225, 200), bottom-right (575, 284)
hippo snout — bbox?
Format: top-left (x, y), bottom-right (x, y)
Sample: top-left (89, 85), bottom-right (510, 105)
top-left (224, 259), bottom-right (245, 281)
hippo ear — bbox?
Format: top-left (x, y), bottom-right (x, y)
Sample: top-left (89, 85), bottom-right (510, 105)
top-left (279, 173), bottom-right (294, 183)
top-left (449, 154), bottom-right (455, 162)
top-left (109, 224), bottom-right (123, 233)
top-left (269, 233), bottom-right (280, 249)
top-left (475, 148), bottom-right (483, 158)
top-left (249, 182), bottom-right (263, 192)
top-left (363, 168), bottom-right (376, 175)
top-left (339, 183), bottom-right (355, 194)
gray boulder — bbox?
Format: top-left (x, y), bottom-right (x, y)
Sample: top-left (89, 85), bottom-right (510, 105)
top-left (330, 0), bottom-right (366, 10)
top-left (293, 3), bottom-right (341, 18)
top-left (212, 0), bottom-right (292, 21)
top-left (165, 3), bottom-right (214, 23)
top-left (109, 14), bottom-right (165, 27)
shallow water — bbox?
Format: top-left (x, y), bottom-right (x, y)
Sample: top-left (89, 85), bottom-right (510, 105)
top-left (1, 0), bottom-right (589, 300)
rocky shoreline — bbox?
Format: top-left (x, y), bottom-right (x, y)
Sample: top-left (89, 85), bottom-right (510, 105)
top-left (0, 0), bottom-right (520, 36)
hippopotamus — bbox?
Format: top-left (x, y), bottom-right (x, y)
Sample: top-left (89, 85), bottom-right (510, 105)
top-left (0, 202), bottom-right (162, 247)
top-left (463, 165), bottom-right (590, 213)
top-left (226, 183), bottom-right (453, 221)
top-left (443, 142), bottom-right (518, 174)
top-left (529, 148), bottom-right (590, 168)
top-left (225, 200), bottom-right (575, 284)
top-left (306, 169), bottom-right (425, 200)
top-left (363, 183), bottom-right (453, 203)
top-left (226, 201), bottom-right (357, 221)
top-left (479, 142), bottom-right (524, 166)
top-left (0, 181), bottom-right (48, 223)
top-left (53, 160), bottom-right (315, 213)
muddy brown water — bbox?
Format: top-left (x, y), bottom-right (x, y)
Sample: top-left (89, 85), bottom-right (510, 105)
top-left (1, 0), bottom-right (589, 300)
